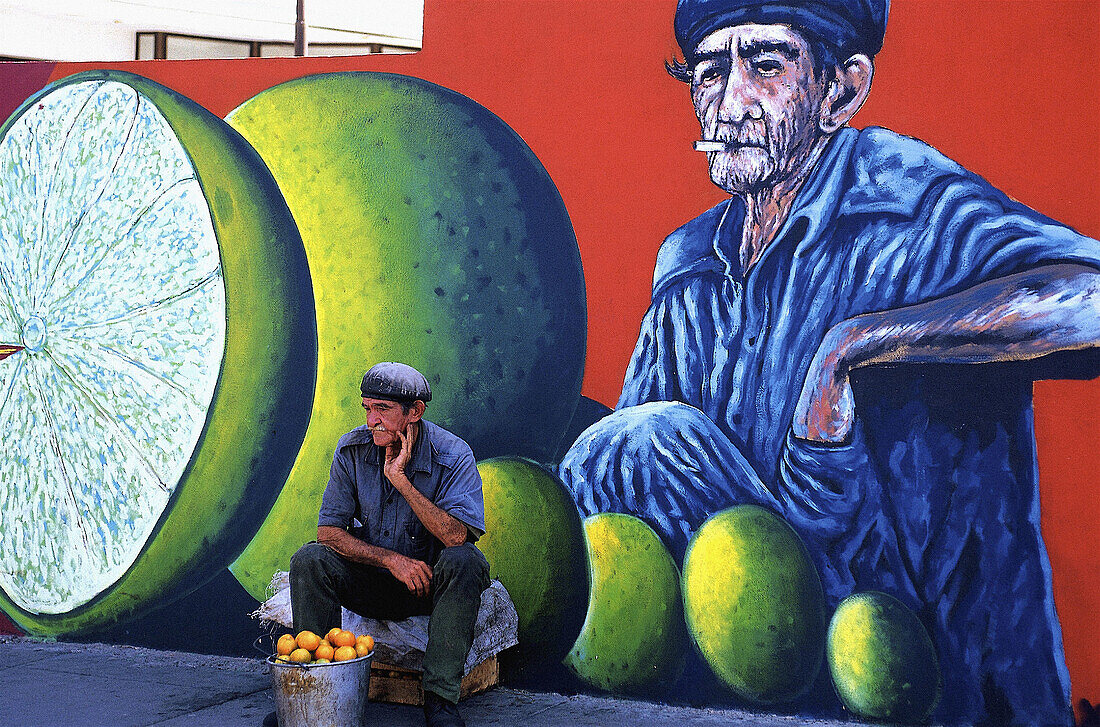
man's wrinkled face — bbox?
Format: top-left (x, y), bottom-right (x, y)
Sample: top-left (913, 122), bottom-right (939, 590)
top-left (691, 24), bottom-right (827, 195)
top-left (362, 397), bottom-right (417, 447)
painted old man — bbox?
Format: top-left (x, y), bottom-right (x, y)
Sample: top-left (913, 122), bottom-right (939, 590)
top-left (284, 362), bottom-right (489, 727)
top-left (559, 0), bottom-right (1100, 723)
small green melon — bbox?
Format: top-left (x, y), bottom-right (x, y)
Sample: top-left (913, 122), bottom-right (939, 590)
top-left (827, 591), bottom-right (942, 723)
top-left (476, 457), bottom-right (587, 662)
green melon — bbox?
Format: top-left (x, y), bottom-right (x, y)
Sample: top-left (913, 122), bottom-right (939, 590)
top-left (223, 73), bottom-right (586, 600)
top-left (827, 591), bottom-right (942, 722)
top-left (682, 505), bottom-right (826, 704)
top-left (476, 457), bottom-right (587, 661)
top-left (565, 513), bottom-right (688, 695)
top-left (0, 70), bottom-right (314, 635)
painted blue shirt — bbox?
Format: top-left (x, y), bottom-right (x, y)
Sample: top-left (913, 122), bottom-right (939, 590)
top-left (318, 419), bottom-right (485, 565)
top-left (561, 126), bottom-right (1100, 724)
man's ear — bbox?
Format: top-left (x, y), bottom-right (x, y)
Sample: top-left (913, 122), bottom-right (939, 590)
top-left (819, 54), bottom-right (873, 134)
top-left (408, 400), bottom-right (426, 422)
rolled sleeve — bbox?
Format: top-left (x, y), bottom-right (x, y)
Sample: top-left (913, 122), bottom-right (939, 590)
top-left (434, 448), bottom-right (486, 539)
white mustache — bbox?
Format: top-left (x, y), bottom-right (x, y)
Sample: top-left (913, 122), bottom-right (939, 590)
top-left (370, 425), bottom-right (388, 432)
top-left (714, 124), bottom-right (767, 145)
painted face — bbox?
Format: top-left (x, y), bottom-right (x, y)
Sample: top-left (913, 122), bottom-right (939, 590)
top-left (362, 397), bottom-right (418, 447)
top-left (690, 24), bottom-right (827, 195)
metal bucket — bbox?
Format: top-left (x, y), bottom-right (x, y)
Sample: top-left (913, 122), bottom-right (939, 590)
top-left (265, 649), bottom-right (374, 727)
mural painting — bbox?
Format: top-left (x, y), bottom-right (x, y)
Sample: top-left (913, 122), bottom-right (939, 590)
top-left (0, 1), bottom-right (1098, 726)
top-left (558, 1), bottom-right (1100, 724)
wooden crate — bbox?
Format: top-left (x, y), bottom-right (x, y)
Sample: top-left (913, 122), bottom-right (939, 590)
top-left (368, 655), bottom-right (499, 706)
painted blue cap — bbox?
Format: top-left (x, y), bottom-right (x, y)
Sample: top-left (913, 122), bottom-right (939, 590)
top-left (360, 362), bottom-right (432, 403)
top-left (674, 0), bottom-right (889, 58)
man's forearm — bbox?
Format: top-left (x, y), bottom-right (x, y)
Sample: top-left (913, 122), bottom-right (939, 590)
top-left (388, 476), bottom-right (468, 548)
top-left (795, 264), bottom-right (1100, 442)
top-left (840, 264), bottom-right (1100, 371)
top-left (318, 524), bottom-right (434, 597)
top-left (317, 525), bottom-right (399, 568)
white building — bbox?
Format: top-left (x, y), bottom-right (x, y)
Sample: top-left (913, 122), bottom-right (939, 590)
top-left (0, 0), bottom-right (423, 61)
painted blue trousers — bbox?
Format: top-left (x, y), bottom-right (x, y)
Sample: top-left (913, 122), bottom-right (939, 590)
top-left (558, 401), bottom-right (1072, 726)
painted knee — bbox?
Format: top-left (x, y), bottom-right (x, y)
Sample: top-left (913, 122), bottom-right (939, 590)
top-left (559, 399), bottom-right (769, 563)
top-left (568, 400), bottom-right (713, 457)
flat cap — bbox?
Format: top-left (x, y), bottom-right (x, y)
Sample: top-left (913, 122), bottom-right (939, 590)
top-left (360, 362), bottom-right (432, 403)
top-left (675, 0), bottom-right (889, 59)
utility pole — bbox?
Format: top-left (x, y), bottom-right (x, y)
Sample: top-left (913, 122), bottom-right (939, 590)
top-left (294, 0), bottom-right (307, 56)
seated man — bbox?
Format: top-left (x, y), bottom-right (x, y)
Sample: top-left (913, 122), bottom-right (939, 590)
top-left (276, 362), bottom-right (489, 727)
top-left (560, 0), bottom-right (1100, 723)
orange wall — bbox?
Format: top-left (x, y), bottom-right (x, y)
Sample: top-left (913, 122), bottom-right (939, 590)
top-left (6, 0), bottom-right (1097, 710)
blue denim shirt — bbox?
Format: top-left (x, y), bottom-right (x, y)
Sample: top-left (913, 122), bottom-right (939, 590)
top-left (318, 419), bottom-right (485, 565)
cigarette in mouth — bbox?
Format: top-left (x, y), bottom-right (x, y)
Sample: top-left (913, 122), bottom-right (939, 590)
top-left (693, 140), bottom-right (729, 152)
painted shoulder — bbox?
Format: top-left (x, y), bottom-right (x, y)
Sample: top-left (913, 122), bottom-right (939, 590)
top-left (652, 201), bottom-right (730, 296)
top-left (838, 126), bottom-right (973, 217)
top-left (650, 128), bottom-right (980, 296)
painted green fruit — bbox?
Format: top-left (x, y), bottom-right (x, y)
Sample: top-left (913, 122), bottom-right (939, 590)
top-left (476, 457), bottom-right (587, 661)
top-left (224, 72), bottom-right (586, 601)
top-left (565, 513), bottom-right (688, 695)
top-left (682, 505), bottom-right (825, 704)
top-left (827, 591), bottom-right (942, 723)
top-left (0, 70), bottom-right (315, 635)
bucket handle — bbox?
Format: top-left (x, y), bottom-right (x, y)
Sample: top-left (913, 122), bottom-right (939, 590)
top-left (253, 634), bottom-right (302, 664)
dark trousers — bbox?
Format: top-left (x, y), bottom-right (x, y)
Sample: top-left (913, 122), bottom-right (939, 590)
top-left (289, 542), bottom-right (490, 703)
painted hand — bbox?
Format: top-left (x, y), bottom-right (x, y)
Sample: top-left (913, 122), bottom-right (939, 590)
top-left (793, 326), bottom-right (857, 444)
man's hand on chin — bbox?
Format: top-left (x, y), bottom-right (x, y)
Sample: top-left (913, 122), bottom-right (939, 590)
top-left (383, 425), bottom-right (415, 486)
top-left (385, 551), bottom-right (433, 597)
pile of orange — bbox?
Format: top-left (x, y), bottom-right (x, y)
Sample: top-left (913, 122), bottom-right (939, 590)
top-left (274, 628), bottom-right (375, 665)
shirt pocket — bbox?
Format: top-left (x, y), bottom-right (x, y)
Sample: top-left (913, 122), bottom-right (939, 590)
top-left (404, 522), bottom-right (434, 561)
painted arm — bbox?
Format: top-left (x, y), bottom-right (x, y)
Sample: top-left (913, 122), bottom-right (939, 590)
top-left (793, 264), bottom-right (1100, 443)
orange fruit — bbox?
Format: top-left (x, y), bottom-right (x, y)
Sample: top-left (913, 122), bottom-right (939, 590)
top-left (333, 645), bottom-right (357, 662)
top-left (332, 630), bottom-right (356, 648)
top-left (355, 635), bottom-right (374, 657)
top-left (313, 658), bottom-right (331, 664)
top-left (276, 634), bottom-right (296, 656)
top-left (296, 630), bottom-right (322, 652)
top-left (289, 648), bottom-right (312, 664)
top-left (325, 627), bottom-right (343, 644)
top-left (314, 641), bottom-right (334, 661)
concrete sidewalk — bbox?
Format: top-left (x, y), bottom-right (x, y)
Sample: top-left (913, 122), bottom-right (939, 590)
top-left (0, 636), bottom-right (868, 727)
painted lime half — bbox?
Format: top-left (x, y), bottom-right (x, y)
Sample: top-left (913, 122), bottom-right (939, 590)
top-left (0, 70), bottom-right (314, 635)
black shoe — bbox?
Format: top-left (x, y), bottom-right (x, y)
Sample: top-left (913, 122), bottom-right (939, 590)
top-left (424, 690), bottom-right (465, 727)
top-left (261, 710), bottom-right (278, 727)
